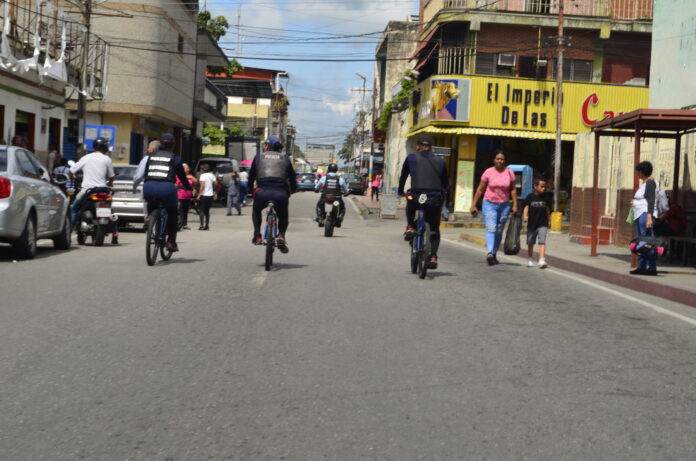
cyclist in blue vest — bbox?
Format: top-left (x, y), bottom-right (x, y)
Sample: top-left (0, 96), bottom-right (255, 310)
top-left (133, 133), bottom-right (191, 252)
top-left (398, 136), bottom-right (449, 269)
top-left (315, 163), bottom-right (349, 227)
top-left (249, 136), bottom-right (297, 253)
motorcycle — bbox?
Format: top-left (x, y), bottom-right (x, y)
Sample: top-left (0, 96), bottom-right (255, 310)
top-left (316, 191), bottom-right (349, 237)
top-left (75, 187), bottom-right (119, 246)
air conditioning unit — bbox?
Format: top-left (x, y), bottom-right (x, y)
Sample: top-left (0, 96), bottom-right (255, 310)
top-left (536, 59), bottom-right (548, 67)
top-left (497, 54), bottom-right (517, 67)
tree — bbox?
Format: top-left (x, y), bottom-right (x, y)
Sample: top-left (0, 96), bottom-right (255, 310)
top-left (203, 122), bottom-right (247, 145)
top-left (198, 10), bottom-right (244, 76)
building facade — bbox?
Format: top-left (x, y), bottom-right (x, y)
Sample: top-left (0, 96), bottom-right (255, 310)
top-left (395, 0), bottom-right (653, 216)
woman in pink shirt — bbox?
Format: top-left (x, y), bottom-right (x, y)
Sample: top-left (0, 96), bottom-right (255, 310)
top-left (176, 163), bottom-right (197, 229)
top-left (470, 149), bottom-right (518, 265)
top-left (371, 173), bottom-right (381, 202)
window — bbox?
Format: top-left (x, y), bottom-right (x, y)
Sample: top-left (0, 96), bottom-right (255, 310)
top-left (551, 59), bottom-right (593, 82)
top-left (15, 150), bottom-right (40, 179)
top-left (177, 35), bottom-right (184, 54)
top-left (475, 52), bottom-right (513, 76)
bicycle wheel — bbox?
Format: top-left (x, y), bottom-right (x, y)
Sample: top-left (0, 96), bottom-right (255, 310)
top-left (419, 223), bottom-right (431, 279)
top-left (410, 238), bottom-right (418, 273)
top-left (264, 215), bottom-right (275, 271)
top-left (146, 210), bottom-right (160, 266)
top-left (159, 212), bottom-right (172, 261)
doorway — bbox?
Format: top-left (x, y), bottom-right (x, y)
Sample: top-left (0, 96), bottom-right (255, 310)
top-left (130, 132), bottom-right (144, 164)
top-left (49, 118), bottom-right (62, 152)
top-left (15, 109), bottom-right (35, 152)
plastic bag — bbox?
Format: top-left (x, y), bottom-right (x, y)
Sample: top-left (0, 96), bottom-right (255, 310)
top-left (504, 213), bottom-right (522, 255)
top-left (626, 207), bottom-right (634, 226)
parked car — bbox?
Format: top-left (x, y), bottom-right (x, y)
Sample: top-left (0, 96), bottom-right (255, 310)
top-left (111, 165), bottom-right (146, 224)
top-left (0, 145), bottom-right (71, 259)
top-left (296, 172), bottom-right (317, 191)
top-left (344, 174), bottom-right (367, 195)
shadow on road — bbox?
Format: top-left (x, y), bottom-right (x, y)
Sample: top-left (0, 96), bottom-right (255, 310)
top-left (258, 263), bottom-right (309, 271)
top-left (0, 244), bottom-right (79, 262)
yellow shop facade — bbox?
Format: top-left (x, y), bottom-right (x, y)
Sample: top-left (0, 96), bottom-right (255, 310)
top-left (408, 75), bottom-right (648, 214)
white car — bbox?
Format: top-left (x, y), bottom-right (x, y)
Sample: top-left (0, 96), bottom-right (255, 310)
top-left (0, 145), bottom-right (71, 259)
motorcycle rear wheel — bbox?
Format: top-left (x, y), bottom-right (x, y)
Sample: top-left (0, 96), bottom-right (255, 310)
top-left (324, 214), bottom-right (334, 237)
top-left (93, 224), bottom-right (105, 247)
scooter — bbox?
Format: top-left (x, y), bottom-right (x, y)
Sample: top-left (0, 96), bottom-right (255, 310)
top-left (75, 187), bottom-right (119, 246)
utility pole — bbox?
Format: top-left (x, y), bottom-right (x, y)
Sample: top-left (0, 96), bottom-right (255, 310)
top-left (551, 0), bottom-right (564, 229)
top-left (76, 0), bottom-right (92, 158)
top-left (354, 72), bottom-right (368, 176)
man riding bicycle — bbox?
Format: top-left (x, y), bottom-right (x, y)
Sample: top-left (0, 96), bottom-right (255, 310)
top-left (398, 136), bottom-right (449, 269)
top-left (132, 133), bottom-right (191, 252)
top-left (315, 163), bottom-right (348, 227)
top-left (249, 136), bottom-right (297, 253)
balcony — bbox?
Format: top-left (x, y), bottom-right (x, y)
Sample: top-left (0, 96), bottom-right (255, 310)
top-left (194, 79), bottom-right (228, 122)
top-left (423, 0), bottom-right (653, 24)
top-left (438, 46), bottom-right (476, 75)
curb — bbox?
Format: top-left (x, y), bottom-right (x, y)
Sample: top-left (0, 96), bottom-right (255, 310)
top-left (350, 197), bottom-right (373, 215)
top-left (457, 232), bottom-right (696, 308)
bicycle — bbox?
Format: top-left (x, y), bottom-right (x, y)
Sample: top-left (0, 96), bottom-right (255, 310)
top-left (408, 193), bottom-right (432, 279)
top-left (145, 200), bottom-right (173, 266)
top-left (263, 201), bottom-right (278, 271)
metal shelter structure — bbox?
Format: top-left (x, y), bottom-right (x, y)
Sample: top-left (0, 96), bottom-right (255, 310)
top-left (590, 109), bottom-right (696, 256)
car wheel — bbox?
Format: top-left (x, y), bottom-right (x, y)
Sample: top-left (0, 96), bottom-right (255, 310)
top-left (14, 215), bottom-right (37, 259)
top-left (53, 213), bottom-right (72, 250)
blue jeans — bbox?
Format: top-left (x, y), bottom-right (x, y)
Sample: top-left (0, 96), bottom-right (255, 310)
top-left (483, 199), bottom-right (511, 254)
top-left (635, 212), bottom-right (657, 271)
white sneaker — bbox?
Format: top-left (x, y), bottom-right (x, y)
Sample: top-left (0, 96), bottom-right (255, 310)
top-left (527, 260), bottom-right (534, 267)
top-left (538, 258), bottom-right (548, 269)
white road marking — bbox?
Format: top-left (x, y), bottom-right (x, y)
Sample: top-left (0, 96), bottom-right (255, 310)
top-left (348, 197), bottom-right (366, 221)
top-left (443, 238), bottom-right (696, 328)
top-left (252, 271), bottom-right (269, 287)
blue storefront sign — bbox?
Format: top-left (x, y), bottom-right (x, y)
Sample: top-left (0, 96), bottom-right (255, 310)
top-left (84, 125), bottom-right (117, 151)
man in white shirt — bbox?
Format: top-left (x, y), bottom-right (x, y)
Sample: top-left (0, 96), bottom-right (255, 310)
top-left (196, 164), bottom-right (217, 230)
top-left (239, 168), bottom-right (249, 205)
top-left (69, 137), bottom-right (115, 229)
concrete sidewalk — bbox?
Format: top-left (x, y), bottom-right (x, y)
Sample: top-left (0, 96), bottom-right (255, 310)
top-left (454, 226), bottom-right (696, 308)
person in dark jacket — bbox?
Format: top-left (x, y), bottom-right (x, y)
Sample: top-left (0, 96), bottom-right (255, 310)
top-left (398, 136), bottom-right (449, 269)
top-left (248, 136), bottom-right (297, 253)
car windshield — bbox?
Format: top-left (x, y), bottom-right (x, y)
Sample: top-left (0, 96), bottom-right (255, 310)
top-left (217, 163), bottom-right (234, 174)
top-left (298, 174), bottom-right (314, 180)
top-left (114, 166), bottom-right (137, 180)
top-left (345, 175), bottom-right (359, 182)
top-left (0, 149), bottom-right (6, 172)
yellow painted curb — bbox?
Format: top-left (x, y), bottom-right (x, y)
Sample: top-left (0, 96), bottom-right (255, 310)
top-left (459, 232), bottom-right (486, 247)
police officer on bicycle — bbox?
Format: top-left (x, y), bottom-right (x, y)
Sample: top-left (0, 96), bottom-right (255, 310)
top-left (132, 133), bottom-right (191, 252)
top-left (249, 136), bottom-right (297, 253)
top-left (315, 163), bottom-right (348, 227)
top-left (398, 136), bottom-right (449, 269)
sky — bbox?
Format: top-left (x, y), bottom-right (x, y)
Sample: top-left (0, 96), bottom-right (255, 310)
top-left (206, 0), bottom-right (420, 151)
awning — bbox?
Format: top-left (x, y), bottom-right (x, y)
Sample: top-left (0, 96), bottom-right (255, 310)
top-left (408, 125), bottom-right (577, 142)
top-left (409, 26), bottom-right (439, 59)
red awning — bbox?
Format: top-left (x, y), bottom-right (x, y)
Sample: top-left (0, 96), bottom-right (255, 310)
top-left (414, 42), bottom-right (441, 71)
top-left (409, 26), bottom-right (439, 60)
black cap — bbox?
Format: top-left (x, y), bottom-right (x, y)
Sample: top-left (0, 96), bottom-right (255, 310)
top-left (416, 136), bottom-right (433, 146)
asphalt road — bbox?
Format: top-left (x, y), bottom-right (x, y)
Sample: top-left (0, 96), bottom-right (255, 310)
top-left (2, 192), bottom-right (696, 460)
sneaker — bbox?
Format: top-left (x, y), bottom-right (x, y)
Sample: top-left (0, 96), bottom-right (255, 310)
top-left (165, 241), bottom-right (179, 252)
top-left (527, 260), bottom-right (534, 267)
top-left (427, 256), bottom-right (438, 269)
top-left (630, 267), bottom-right (646, 275)
top-left (403, 226), bottom-right (416, 241)
top-left (492, 254), bottom-right (499, 265)
top-left (538, 258), bottom-right (548, 269)
top-left (199, 226), bottom-right (205, 231)
top-left (276, 235), bottom-right (289, 254)
top-left (252, 235), bottom-right (263, 245)
top-left (645, 269), bottom-right (658, 276)
top-left (183, 225), bottom-right (190, 230)
top-left (226, 213), bottom-right (232, 216)
top-left (111, 236), bottom-right (119, 245)
top-left (486, 253), bottom-right (495, 266)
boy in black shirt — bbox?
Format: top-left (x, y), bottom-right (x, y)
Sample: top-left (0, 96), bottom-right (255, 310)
top-left (523, 178), bottom-right (551, 268)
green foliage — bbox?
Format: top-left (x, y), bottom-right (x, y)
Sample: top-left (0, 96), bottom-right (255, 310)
top-left (376, 71), bottom-right (415, 132)
top-left (203, 122), bottom-right (246, 145)
top-left (198, 10), bottom-right (229, 42)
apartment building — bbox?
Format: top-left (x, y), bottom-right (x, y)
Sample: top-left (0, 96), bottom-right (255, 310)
top-left (401, 0), bottom-right (652, 215)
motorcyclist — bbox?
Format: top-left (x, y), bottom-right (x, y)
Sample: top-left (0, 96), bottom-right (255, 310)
top-left (398, 136), bottom-right (449, 269)
top-left (314, 163), bottom-right (348, 227)
top-left (132, 133), bottom-right (192, 252)
top-left (248, 135), bottom-right (297, 253)
top-left (69, 137), bottom-right (115, 231)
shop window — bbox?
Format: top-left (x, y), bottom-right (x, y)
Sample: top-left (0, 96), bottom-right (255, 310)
top-left (552, 59), bottom-right (593, 82)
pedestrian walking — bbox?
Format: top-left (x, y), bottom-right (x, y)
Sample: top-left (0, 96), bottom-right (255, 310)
top-left (176, 163), bottom-right (197, 229)
top-left (523, 177), bottom-right (551, 268)
top-left (197, 164), bottom-right (217, 230)
top-left (226, 171), bottom-right (242, 216)
top-left (470, 149), bottom-right (518, 265)
top-left (630, 161), bottom-right (659, 276)
top-left (239, 168), bottom-right (249, 205)
top-left (371, 173), bottom-right (381, 201)
top-left (47, 143), bottom-right (62, 176)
